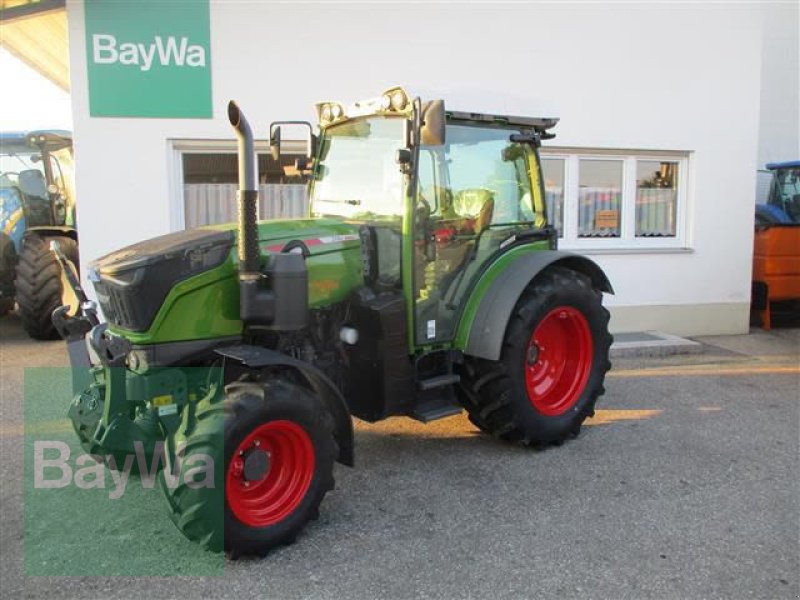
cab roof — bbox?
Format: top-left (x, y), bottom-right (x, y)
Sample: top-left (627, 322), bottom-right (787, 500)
top-left (318, 86), bottom-right (559, 134)
top-left (766, 160), bottom-right (800, 170)
top-left (0, 130), bottom-right (72, 154)
top-left (446, 110), bottom-right (559, 133)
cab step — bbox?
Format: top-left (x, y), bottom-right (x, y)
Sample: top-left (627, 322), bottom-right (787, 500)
top-left (409, 400), bottom-right (463, 423)
top-left (417, 373), bottom-right (460, 391)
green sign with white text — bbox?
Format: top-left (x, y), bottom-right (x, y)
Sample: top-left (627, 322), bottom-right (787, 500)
top-left (85, 0), bottom-right (212, 118)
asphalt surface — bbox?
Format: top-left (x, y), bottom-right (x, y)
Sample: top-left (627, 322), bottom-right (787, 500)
top-left (1, 310), bottom-right (798, 599)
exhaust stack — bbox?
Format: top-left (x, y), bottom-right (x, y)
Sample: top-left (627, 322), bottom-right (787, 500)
top-left (227, 100), bottom-right (308, 330)
top-left (227, 101), bottom-right (259, 275)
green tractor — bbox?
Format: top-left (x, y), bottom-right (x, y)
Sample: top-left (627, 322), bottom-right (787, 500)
top-left (0, 130), bottom-right (79, 338)
top-left (53, 87), bottom-right (613, 557)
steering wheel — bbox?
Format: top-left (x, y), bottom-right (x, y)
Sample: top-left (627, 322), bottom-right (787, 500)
top-left (0, 171), bottom-right (20, 183)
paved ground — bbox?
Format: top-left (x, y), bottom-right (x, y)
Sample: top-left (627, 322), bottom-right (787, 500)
top-left (1, 310), bottom-right (798, 599)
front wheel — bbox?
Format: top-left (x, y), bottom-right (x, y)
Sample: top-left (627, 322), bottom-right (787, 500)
top-left (160, 378), bottom-right (337, 556)
top-left (15, 234), bottom-right (79, 339)
top-left (457, 266), bottom-right (612, 446)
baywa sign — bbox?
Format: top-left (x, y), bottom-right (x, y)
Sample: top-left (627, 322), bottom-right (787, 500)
top-left (84, 0), bottom-right (212, 118)
top-left (91, 35), bottom-right (207, 72)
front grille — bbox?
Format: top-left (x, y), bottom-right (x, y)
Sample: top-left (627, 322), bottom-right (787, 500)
top-left (91, 229), bottom-right (234, 332)
top-left (94, 280), bottom-right (149, 331)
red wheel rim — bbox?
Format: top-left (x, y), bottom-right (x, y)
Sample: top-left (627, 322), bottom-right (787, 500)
top-left (524, 306), bottom-right (593, 416)
top-left (226, 420), bottom-right (315, 527)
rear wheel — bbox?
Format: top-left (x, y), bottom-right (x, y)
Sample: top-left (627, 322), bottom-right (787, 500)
top-left (457, 266), bottom-right (612, 446)
top-left (0, 296), bottom-right (13, 317)
top-left (0, 235), bottom-right (16, 316)
top-left (14, 234), bottom-right (78, 339)
top-left (160, 378), bottom-right (337, 556)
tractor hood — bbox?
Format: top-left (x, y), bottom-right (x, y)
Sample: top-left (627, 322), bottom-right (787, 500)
top-left (90, 218), bottom-right (363, 333)
top-left (90, 228), bottom-right (236, 332)
top-left (251, 218), bottom-right (361, 256)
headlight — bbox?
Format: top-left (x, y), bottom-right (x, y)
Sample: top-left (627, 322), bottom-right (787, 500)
top-left (390, 89), bottom-right (407, 111)
top-left (379, 87), bottom-right (410, 113)
top-left (320, 104), bottom-right (332, 122)
top-left (317, 102), bottom-right (345, 125)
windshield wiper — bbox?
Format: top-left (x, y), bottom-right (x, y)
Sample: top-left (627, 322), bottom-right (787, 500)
top-left (314, 199), bottom-right (362, 206)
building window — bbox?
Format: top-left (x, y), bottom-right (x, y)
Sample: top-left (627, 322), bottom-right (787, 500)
top-left (541, 158), bottom-right (565, 234)
top-left (578, 158), bottom-right (622, 238)
top-left (172, 141), bottom-right (309, 228)
top-left (540, 149), bottom-right (689, 249)
top-left (635, 159), bottom-right (677, 237)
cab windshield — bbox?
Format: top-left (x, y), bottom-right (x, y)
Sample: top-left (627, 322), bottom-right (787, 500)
top-left (0, 146), bottom-right (74, 204)
top-left (767, 165), bottom-right (800, 223)
top-left (311, 116), bottom-right (406, 219)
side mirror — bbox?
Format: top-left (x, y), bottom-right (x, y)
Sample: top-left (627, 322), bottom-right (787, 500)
top-left (420, 99), bottom-right (446, 146)
top-left (270, 125), bottom-right (282, 161)
top-left (269, 121), bottom-right (317, 160)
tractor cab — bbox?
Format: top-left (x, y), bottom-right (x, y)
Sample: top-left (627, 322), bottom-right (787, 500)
top-left (0, 130), bottom-right (74, 239)
top-left (756, 161), bottom-right (800, 225)
top-left (304, 87), bottom-right (558, 346)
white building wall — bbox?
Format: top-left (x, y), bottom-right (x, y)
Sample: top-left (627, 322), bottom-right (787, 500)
top-left (758, 1), bottom-right (799, 169)
top-left (67, 1), bottom-right (772, 335)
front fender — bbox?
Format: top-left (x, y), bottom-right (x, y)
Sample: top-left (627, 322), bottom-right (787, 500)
top-left (25, 225), bottom-right (78, 242)
top-left (215, 344), bottom-right (355, 466)
top-left (457, 250), bottom-right (613, 361)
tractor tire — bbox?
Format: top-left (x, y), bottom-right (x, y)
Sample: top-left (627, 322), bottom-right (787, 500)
top-left (14, 234), bottom-right (79, 340)
top-left (457, 266), bottom-right (612, 446)
top-left (0, 296), bottom-right (13, 317)
top-left (0, 235), bottom-right (16, 316)
top-left (159, 378), bottom-right (337, 556)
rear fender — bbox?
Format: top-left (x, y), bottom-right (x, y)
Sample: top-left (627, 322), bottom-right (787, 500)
top-left (24, 226), bottom-right (78, 242)
top-left (215, 344), bottom-right (355, 466)
top-left (459, 251), bottom-right (613, 361)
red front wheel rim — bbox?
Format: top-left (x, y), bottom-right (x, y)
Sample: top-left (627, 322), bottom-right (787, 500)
top-left (226, 420), bottom-right (315, 527)
top-left (524, 306), bottom-right (594, 416)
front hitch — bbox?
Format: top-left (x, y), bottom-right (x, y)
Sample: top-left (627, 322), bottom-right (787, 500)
top-left (50, 239), bottom-right (100, 345)
top-left (50, 240), bottom-right (125, 394)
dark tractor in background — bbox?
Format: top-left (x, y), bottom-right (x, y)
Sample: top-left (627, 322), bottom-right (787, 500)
top-left (54, 87), bottom-right (613, 557)
top-left (0, 130), bottom-right (78, 338)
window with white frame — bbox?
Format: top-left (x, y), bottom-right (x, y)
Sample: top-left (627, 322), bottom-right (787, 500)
top-left (169, 140), bottom-right (309, 229)
top-left (540, 150), bottom-right (689, 249)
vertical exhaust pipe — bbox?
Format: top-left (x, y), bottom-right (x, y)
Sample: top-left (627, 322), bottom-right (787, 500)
top-left (227, 100), bottom-right (307, 330)
top-left (227, 100), bottom-right (259, 276)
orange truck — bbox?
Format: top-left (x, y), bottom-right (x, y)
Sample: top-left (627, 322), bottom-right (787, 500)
top-left (752, 161), bottom-right (800, 329)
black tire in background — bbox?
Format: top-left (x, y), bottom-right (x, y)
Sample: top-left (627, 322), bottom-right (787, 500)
top-left (14, 234), bottom-right (78, 339)
top-left (0, 234), bottom-right (17, 316)
top-left (0, 296), bottom-right (13, 317)
top-left (457, 266), bottom-right (612, 446)
top-left (160, 378), bottom-right (337, 557)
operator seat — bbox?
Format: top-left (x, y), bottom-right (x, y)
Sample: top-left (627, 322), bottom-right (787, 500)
top-left (17, 169), bottom-right (50, 226)
top-left (453, 188), bottom-right (495, 233)
top-left (18, 169), bottom-right (48, 199)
